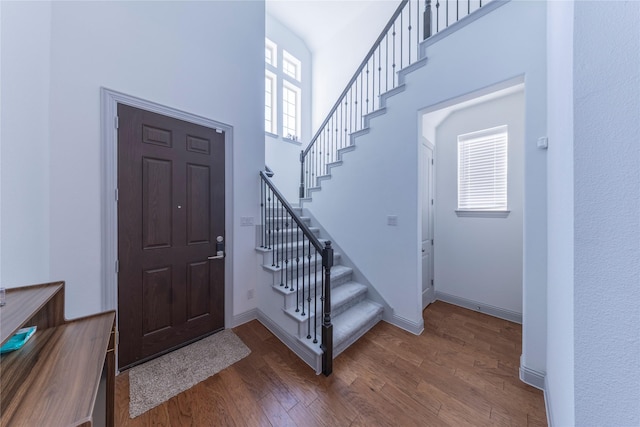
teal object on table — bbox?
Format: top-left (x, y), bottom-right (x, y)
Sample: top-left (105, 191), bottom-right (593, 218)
top-left (0, 326), bottom-right (37, 354)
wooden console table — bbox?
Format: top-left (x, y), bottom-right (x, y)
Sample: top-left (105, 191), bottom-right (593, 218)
top-left (0, 281), bottom-right (116, 426)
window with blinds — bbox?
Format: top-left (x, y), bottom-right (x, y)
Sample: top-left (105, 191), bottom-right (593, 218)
top-left (457, 125), bottom-right (508, 211)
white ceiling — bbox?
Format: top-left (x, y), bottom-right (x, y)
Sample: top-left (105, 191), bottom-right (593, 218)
top-left (266, 0), bottom-right (399, 53)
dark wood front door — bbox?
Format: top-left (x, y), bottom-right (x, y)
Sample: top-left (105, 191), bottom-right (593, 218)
top-left (117, 104), bottom-right (225, 370)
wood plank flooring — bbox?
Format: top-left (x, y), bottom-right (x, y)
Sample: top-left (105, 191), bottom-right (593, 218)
top-left (115, 301), bottom-right (547, 426)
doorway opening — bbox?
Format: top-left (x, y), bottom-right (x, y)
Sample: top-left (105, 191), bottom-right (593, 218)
top-left (419, 82), bottom-right (525, 323)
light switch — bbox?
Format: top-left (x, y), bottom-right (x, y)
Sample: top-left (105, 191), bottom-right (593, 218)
top-left (240, 216), bottom-right (254, 226)
top-left (537, 136), bottom-right (548, 149)
top-left (387, 215), bottom-right (398, 226)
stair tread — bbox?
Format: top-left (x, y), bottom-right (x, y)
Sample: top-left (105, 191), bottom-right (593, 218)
top-left (332, 300), bottom-right (384, 346)
top-left (295, 299), bottom-right (383, 356)
top-left (283, 281), bottom-right (367, 321)
top-left (332, 282), bottom-right (367, 307)
top-left (272, 264), bottom-right (353, 296)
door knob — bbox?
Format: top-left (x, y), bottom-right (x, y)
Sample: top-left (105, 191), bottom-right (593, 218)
top-left (209, 235), bottom-right (225, 259)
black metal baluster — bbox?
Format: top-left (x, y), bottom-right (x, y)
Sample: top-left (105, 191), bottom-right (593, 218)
top-left (425, 0), bottom-right (433, 39)
top-left (295, 226), bottom-right (300, 310)
top-left (267, 187), bottom-right (272, 252)
top-left (334, 114), bottom-right (338, 162)
top-left (456, 0), bottom-right (459, 21)
top-left (385, 34), bottom-right (389, 92)
top-left (446, 0), bottom-right (449, 27)
top-left (344, 98), bottom-right (348, 148)
top-left (468, 0), bottom-right (470, 15)
top-left (417, 0), bottom-right (420, 47)
top-left (306, 239), bottom-right (312, 339)
top-left (286, 216), bottom-right (291, 290)
top-left (400, 10), bottom-right (404, 69)
top-left (325, 127), bottom-right (330, 172)
top-left (282, 213), bottom-right (288, 288)
top-left (378, 47), bottom-right (382, 102)
top-left (354, 79), bottom-right (359, 132)
top-left (372, 54), bottom-right (376, 111)
top-left (275, 200), bottom-right (281, 269)
top-left (436, 0), bottom-right (440, 32)
top-left (366, 62), bottom-right (370, 115)
top-left (301, 234), bottom-right (306, 316)
top-left (313, 250), bottom-right (318, 344)
top-left (359, 72), bottom-right (363, 128)
top-left (408, 2), bottom-right (412, 64)
top-left (392, 23), bottom-right (396, 87)
top-left (260, 179), bottom-right (265, 248)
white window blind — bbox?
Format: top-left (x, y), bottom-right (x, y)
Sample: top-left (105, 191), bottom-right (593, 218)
top-left (457, 125), bottom-right (508, 211)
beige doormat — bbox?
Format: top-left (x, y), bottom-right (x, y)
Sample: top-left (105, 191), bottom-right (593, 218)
top-left (128, 329), bottom-right (250, 418)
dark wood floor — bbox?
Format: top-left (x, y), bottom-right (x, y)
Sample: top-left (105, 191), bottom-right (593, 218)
top-left (115, 301), bottom-right (547, 426)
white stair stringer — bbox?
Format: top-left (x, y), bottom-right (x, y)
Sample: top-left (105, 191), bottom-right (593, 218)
top-left (256, 206), bottom-right (384, 374)
top-left (301, 56), bottom-right (429, 202)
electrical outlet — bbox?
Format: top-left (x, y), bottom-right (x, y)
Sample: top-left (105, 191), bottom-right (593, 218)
top-left (387, 215), bottom-right (398, 226)
top-left (247, 289), bottom-right (254, 300)
top-left (240, 216), bottom-right (254, 226)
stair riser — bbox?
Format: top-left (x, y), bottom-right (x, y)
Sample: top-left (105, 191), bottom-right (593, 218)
top-left (262, 253), bottom-right (341, 275)
top-left (259, 245), bottom-right (324, 267)
top-left (263, 206), bottom-right (302, 215)
top-left (280, 273), bottom-right (352, 309)
top-left (260, 227), bottom-right (320, 242)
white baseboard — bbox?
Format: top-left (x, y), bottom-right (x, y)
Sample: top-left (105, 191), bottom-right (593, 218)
top-left (230, 308), bottom-right (257, 328)
top-left (519, 356), bottom-right (545, 390)
top-left (384, 313), bottom-right (424, 335)
top-left (435, 291), bottom-right (522, 324)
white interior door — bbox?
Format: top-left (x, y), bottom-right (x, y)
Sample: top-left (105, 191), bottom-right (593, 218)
top-left (421, 142), bottom-right (435, 309)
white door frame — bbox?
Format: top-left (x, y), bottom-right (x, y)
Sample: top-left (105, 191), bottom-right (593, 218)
top-left (420, 139), bottom-right (436, 309)
top-left (100, 87), bottom-right (235, 336)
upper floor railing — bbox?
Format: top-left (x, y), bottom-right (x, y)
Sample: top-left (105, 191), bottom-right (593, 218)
top-left (300, 0), bottom-right (491, 198)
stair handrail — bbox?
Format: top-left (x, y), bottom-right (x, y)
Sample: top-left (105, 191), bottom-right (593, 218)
top-left (260, 171), bottom-right (335, 375)
top-left (302, 0), bottom-right (409, 159)
top-left (260, 171), bottom-right (323, 253)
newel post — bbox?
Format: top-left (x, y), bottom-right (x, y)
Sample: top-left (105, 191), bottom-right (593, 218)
top-left (423, 0), bottom-right (432, 40)
top-left (321, 241), bottom-right (334, 376)
top-left (299, 150), bottom-right (305, 199)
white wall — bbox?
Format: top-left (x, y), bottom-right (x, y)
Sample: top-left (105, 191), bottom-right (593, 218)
top-left (434, 90), bottom-right (524, 316)
top-left (311, 0), bottom-right (399, 130)
top-left (573, 1), bottom-right (640, 425)
top-left (545, 0), bottom-right (575, 424)
top-left (265, 13), bottom-right (312, 201)
top-left (1, 0), bottom-right (265, 320)
top-left (306, 1), bottom-right (547, 345)
top-left (0, 1), bottom-right (52, 286)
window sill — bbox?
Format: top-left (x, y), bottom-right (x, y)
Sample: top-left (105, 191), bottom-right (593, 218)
top-left (265, 132), bottom-right (303, 146)
top-left (282, 136), bottom-right (302, 146)
top-left (455, 210), bottom-right (510, 218)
